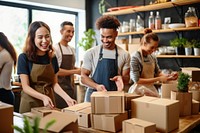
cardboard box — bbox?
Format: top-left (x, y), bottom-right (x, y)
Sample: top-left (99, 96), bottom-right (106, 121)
top-left (31, 107), bottom-right (54, 117)
top-left (39, 111), bottom-right (78, 133)
top-left (171, 91), bottom-right (192, 116)
top-left (181, 67), bottom-right (200, 81)
top-left (192, 100), bottom-right (200, 115)
top-left (0, 102), bottom-right (13, 133)
top-left (131, 96), bottom-right (179, 133)
top-left (190, 90), bottom-right (200, 102)
top-left (62, 102), bottom-right (91, 128)
top-left (161, 81), bottom-right (177, 99)
top-left (124, 93), bottom-right (141, 110)
top-left (91, 91), bottom-right (125, 114)
top-left (91, 111), bottom-right (128, 132)
top-left (123, 118), bottom-right (156, 133)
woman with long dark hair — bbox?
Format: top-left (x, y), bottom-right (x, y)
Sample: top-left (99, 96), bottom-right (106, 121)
top-left (0, 32), bottom-right (17, 105)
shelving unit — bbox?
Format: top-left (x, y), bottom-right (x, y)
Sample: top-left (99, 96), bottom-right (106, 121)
top-left (103, 0), bottom-right (200, 16)
top-left (156, 55), bottom-right (200, 58)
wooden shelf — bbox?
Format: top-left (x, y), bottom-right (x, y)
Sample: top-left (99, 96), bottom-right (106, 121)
top-left (118, 27), bottom-right (200, 36)
top-left (104, 0), bottom-right (200, 16)
top-left (156, 55), bottom-right (200, 58)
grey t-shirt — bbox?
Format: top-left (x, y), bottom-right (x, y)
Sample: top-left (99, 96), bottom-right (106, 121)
top-left (82, 45), bottom-right (130, 77)
top-left (130, 51), bottom-right (161, 83)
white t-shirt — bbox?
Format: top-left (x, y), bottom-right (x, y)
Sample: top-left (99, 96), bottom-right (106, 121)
top-left (53, 43), bottom-right (75, 67)
top-left (0, 49), bottom-right (14, 90)
top-left (82, 45), bottom-right (130, 76)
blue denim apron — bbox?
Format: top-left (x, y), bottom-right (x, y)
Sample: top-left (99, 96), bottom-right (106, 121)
top-left (84, 45), bottom-right (118, 102)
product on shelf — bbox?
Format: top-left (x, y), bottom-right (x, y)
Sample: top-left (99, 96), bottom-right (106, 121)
top-left (148, 11), bottom-right (155, 30)
top-left (185, 7), bottom-right (198, 27)
top-left (155, 11), bottom-right (162, 30)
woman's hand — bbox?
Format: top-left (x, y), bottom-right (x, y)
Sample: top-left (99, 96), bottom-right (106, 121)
top-left (42, 95), bottom-right (54, 109)
top-left (110, 75), bottom-right (124, 91)
top-left (66, 98), bottom-right (77, 106)
top-left (159, 75), bottom-right (169, 83)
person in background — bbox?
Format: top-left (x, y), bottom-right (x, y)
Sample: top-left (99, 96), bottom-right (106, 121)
top-left (54, 21), bottom-right (81, 108)
top-left (17, 21), bottom-right (76, 113)
top-left (128, 28), bottom-right (178, 97)
top-left (0, 32), bottom-right (17, 105)
top-left (81, 15), bottom-right (131, 102)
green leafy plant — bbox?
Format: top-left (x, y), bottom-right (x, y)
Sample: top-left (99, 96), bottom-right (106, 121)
top-left (98, 0), bottom-right (111, 14)
top-left (177, 72), bottom-right (191, 92)
top-left (78, 29), bottom-right (96, 51)
top-left (170, 37), bottom-right (187, 47)
top-left (191, 39), bottom-right (200, 48)
top-left (13, 116), bottom-right (56, 133)
top-left (184, 40), bottom-right (193, 48)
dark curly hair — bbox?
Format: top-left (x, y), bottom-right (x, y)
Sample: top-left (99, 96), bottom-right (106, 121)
top-left (96, 15), bottom-right (120, 30)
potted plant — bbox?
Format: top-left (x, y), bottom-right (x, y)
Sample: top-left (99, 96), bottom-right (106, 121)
top-left (13, 116), bottom-right (55, 133)
top-left (183, 40), bottom-right (193, 56)
top-left (170, 37), bottom-right (187, 55)
top-left (78, 28), bottom-right (96, 51)
top-left (98, 0), bottom-right (111, 15)
top-left (171, 72), bottom-right (192, 116)
top-left (192, 39), bottom-right (200, 56)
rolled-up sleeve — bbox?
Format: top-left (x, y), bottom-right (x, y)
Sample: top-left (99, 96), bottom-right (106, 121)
top-left (130, 53), bottom-right (142, 83)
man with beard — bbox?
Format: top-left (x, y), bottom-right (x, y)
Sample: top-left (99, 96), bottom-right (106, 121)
top-left (54, 21), bottom-right (80, 108)
top-left (81, 15), bottom-right (130, 102)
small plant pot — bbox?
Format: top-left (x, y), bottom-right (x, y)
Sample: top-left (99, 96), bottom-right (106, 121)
top-left (194, 48), bottom-right (200, 56)
top-left (175, 46), bottom-right (185, 55)
top-left (171, 90), bottom-right (192, 116)
top-left (185, 47), bottom-right (193, 56)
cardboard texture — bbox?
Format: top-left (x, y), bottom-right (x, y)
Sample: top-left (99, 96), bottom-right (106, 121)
top-left (171, 91), bottom-right (192, 116)
top-left (123, 118), bottom-right (156, 133)
top-left (181, 67), bottom-right (200, 81)
top-left (91, 111), bottom-right (128, 132)
top-left (91, 91), bottom-right (125, 114)
top-left (0, 102), bottom-right (13, 133)
top-left (192, 100), bottom-right (200, 114)
top-left (39, 111), bottom-right (78, 133)
top-left (31, 106), bottom-right (54, 117)
top-left (131, 96), bottom-right (179, 133)
top-left (190, 90), bottom-right (200, 102)
top-left (62, 102), bottom-right (91, 128)
top-left (124, 93), bottom-right (141, 110)
top-left (161, 81), bottom-right (177, 99)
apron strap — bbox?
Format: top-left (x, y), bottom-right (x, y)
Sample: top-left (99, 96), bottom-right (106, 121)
top-left (58, 43), bottom-right (64, 55)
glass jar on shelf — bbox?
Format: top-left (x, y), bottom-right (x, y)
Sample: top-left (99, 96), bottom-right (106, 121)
top-left (185, 7), bottom-right (198, 27)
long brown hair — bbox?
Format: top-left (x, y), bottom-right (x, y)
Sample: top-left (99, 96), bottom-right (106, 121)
top-left (23, 21), bottom-right (54, 62)
top-left (0, 32), bottom-right (17, 69)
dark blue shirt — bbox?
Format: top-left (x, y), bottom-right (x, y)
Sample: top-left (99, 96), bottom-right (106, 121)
top-left (17, 53), bottom-right (59, 75)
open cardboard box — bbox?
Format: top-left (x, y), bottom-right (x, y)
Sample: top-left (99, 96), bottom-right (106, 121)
top-left (39, 111), bottom-right (78, 133)
top-left (62, 102), bottom-right (91, 128)
top-left (0, 102), bottom-right (13, 133)
top-left (123, 118), bottom-right (156, 133)
top-left (91, 91), bottom-right (125, 114)
top-left (181, 67), bottom-right (200, 81)
top-left (131, 96), bottom-right (179, 133)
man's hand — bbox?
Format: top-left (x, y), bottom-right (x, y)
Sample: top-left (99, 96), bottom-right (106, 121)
top-left (96, 85), bottom-right (107, 92)
top-left (110, 75), bottom-right (124, 91)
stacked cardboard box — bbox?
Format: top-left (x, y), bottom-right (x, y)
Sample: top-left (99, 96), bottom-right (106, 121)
top-left (91, 91), bottom-right (128, 132)
top-left (62, 102), bottom-right (92, 128)
top-left (0, 102), bottom-right (13, 133)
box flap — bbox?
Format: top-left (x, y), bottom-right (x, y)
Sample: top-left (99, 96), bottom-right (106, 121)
top-left (91, 91), bottom-right (124, 97)
top-left (39, 112), bottom-right (77, 132)
top-left (152, 98), bottom-right (179, 106)
top-left (62, 102), bottom-right (91, 112)
top-left (0, 101), bottom-right (13, 109)
top-left (79, 107), bottom-right (91, 114)
top-left (132, 96), bottom-right (158, 103)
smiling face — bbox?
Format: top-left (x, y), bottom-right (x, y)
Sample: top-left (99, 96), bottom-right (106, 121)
top-left (100, 28), bottom-right (117, 50)
top-left (142, 39), bottom-right (158, 55)
top-left (34, 26), bottom-right (51, 55)
top-left (60, 25), bottom-right (74, 44)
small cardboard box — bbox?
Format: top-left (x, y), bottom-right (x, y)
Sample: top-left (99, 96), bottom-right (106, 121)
top-left (161, 81), bottom-right (178, 99)
top-left (190, 90), bottom-right (200, 102)
top-left (39, 111), bottom-right (78, 133)
top-left (192, 99), bottom-right (200, 115)
top-left (124, 93), bottom-right (141, 110)
top-left (31, 107), bottom-right (54, 117)
top-left (131, 96), bottom-right (179, 133)
top-left (0, 102), bottom-right (13, 133)
top-left (91, 91), bottom-right (125, 114)
top-left (181, 67), bottom-right (200, 81)
top-left (91, 111), bottom-right (128, 132)
top-left (123, 118), bottom-right (156, 133)
top-left (62, 102), bottom-right (91, 128)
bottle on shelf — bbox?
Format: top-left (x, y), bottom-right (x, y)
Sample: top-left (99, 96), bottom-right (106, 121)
top-left (122, 21), bottom-right (129, 33)
top-left (148, 11), bottom-right (155, 30)
top-left (136, 15), bottom-right (144, 32)
top-left (185, 7), bottom-right (198, 27)
top-left (129, 19), bottom-right (136, 32)
top-left (155, 11), bottom-right (162, 30)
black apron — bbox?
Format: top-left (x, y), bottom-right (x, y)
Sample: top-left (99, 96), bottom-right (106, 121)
top-left (55, 43), bottom-right (75, 109)
top-left (84, 45), bottom-right (118, 102)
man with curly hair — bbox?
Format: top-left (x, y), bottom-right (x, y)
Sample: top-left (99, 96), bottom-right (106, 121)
top-left (81, 15), bottom-right (130, 102)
